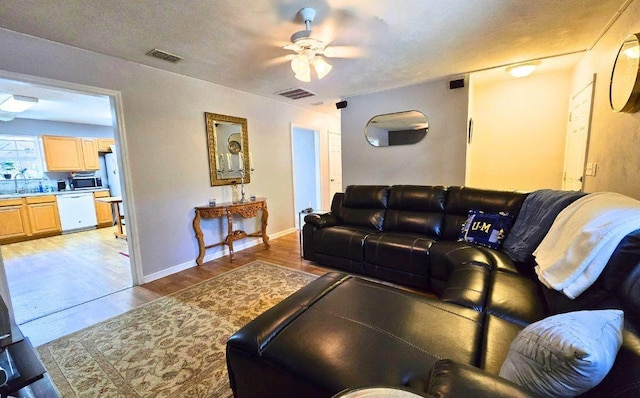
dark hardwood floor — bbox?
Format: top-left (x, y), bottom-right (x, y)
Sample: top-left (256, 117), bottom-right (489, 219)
top-left (23, 231), bottom-right (330, 347)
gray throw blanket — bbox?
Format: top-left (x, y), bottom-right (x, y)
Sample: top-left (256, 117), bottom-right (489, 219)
top-left (502, 189), bottom-right (587, 263)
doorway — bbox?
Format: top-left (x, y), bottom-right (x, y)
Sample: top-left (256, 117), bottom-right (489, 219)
top-left (292, 126), bottom-right (321, 229)
top-left (0, 71), bottom-right (138, 331)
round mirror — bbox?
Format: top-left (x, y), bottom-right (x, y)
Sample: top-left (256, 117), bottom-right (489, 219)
top-left (228, 133), bottom-right (242, 154)
top-left (365, 110), bottom-right (429, 147)
top-left (610, 33), bottom-right (640, 113)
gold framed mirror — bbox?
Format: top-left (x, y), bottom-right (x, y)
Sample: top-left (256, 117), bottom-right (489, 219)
top-left (205, 112), bottom-right (251, 186)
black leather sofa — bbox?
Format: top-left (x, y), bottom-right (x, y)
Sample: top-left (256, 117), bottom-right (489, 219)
top-left (227, 185), bottom-right (640, 397)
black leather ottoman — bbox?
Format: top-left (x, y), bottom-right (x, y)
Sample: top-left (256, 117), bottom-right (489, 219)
top-left (227, 272), bottom-right (486, 398)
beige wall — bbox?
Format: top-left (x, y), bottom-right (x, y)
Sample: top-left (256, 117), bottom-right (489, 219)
top-left (571, 0), bottom-right (640, 199)
top-left (341, 79), bottom-right (468, 187)
top-left (467, 71), bottom-right (571, 191)
top-left (0, 27), bottom-right (339, 281)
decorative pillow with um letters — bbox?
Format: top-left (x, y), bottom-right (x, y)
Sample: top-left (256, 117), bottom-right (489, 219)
top-left (458, 210), bottom-right (513, 249)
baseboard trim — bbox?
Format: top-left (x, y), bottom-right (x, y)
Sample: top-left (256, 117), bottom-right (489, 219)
top-left (141, 227), bottom-right (297, 284)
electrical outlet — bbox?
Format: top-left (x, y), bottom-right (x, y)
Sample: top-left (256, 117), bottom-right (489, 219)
top-left (585, 162), bottom-right (597, 177)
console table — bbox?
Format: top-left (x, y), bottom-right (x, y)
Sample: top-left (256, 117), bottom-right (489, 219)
top-left (193, 198), bottom-right (270, 264)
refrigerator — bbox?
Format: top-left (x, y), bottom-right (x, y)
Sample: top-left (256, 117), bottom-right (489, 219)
top-left (104, 148), bottom-right (125, 217)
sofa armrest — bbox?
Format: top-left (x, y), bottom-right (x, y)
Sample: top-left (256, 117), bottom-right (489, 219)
top-left (304, 213), bottom-right (338, 228)
top-left (440, 263), bottom-right (490, 311)
top-left (414, 359), bottom-right (539, 398)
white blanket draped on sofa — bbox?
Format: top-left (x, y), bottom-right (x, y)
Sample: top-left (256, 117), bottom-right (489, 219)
top-left (534, 192), bottom-right (640, 299)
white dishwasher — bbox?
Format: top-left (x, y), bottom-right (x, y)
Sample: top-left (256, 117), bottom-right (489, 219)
top-left (57, 193), bottom-right (98, 232)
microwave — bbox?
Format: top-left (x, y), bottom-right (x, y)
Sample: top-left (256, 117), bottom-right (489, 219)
top-left (72, 177), bottom-right (102, 190)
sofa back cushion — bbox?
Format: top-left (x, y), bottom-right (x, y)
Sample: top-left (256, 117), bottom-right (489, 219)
top-left (340, 185), bottom-right (390, 230)
top-left (442, 187), bottom-right (527, 241)
top-left (383, 185), bottom-right (447, 236)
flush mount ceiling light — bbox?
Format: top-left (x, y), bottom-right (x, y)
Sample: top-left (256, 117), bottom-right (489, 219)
top-left (285, 8), bottom-right (333, 82)
top-left (0, 112), bottom-right (16, 122)
top-left (0, 95), bottom-right (39, 113)
top-left (506, 61), bottom-right (541, 78)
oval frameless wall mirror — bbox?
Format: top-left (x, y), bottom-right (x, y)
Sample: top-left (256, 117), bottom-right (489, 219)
top-left (610, 32), bottom-right (640, 113)
top-left (365, 110), bottom-right (429, 147)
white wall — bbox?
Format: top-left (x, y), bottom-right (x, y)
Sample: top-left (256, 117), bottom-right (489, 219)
top-left (571, 0), bottom-right (640, 199)
top-left (0, 28), bottom-right (339, 281)
top-left (341, 79), bottom-right (468, 186)
top-left (467, 71), bottom-right (571, 191)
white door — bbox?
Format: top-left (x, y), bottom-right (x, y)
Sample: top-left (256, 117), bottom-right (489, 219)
top-left (328, 131), bottom-right (342, 199)
top-left (562, 78), bottom-right (594, 191)
top-left (292, 126), bottom-right (320, 229)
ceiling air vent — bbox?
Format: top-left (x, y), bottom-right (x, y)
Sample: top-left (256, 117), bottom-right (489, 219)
top-left (276, 87), bottom-right (316, 100)
top-left (146, 48), bottom-right (184, 63)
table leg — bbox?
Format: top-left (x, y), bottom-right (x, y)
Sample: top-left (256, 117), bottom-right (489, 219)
top-left (193, 210), bottom-right (205, 266)
top-left (261, 204), bottom-right (270, 249)
top-left (226, 212), bottom-right (235, 262)
top-left (112, 202), bottom-right (126, 240)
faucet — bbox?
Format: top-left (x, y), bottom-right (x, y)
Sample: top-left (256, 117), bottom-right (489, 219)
top-left (14, 168), bottom-right (27, 194)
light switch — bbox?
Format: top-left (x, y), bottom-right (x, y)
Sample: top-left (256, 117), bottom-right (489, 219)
top-left (585, 162), bottom-right (597, 176)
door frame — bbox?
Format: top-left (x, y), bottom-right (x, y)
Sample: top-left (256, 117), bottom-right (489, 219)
top-left (290, 124), bottom-right (322, 228)
top-left (328, 130), bottom-right (342, 200)
top-left (562, 75), bottom-right (596, 191)
top-left (0, 69), bottom-right (142, 316)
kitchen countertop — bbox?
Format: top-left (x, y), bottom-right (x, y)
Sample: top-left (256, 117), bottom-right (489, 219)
top-left (0, 188), bottom-right (109, 199)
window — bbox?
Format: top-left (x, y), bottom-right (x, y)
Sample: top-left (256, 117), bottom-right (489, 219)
top-left (0, 135), bottom-right (44, 179)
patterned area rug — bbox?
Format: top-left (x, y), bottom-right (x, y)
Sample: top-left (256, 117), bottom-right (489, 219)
top-left (37, 261), bottom-right (318, 397)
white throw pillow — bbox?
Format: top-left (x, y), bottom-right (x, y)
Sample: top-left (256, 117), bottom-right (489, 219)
top-left (499, 309), bottom-right (624, 397)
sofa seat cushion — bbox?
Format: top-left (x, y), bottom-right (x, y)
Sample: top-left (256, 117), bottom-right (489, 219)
top-left (232, 275), bottom-right (485, 396)
top-left (313, 225), bottom-right (376, 261)
top-left (363, 232), bottom-right (435, 274)
top-left (486, 271), bottom-right (546, 326)
top-left (429, 241), bottom-right (494, 294)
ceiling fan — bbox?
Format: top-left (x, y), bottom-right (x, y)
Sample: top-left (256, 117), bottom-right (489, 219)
top-left (282, 8), bottom-right (337, 82)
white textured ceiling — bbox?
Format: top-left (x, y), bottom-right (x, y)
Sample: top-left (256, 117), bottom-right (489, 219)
top-left (0, 0), bottom-right (630, 123)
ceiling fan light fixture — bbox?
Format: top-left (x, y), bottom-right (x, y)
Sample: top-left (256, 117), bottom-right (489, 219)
top-left (313, 56), bottom-right (332, 79)
top-left (0, 95), bottom-right (39, 113)
top-left (506, 61), bottom-right (540, 78)
top-left (291, 55), bottom-right (311, 82)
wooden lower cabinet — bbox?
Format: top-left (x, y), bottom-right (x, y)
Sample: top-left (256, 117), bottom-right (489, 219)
top-left (0, 196), bottom-right (61, 244)
top-left (94, 191), bottom-right (113, 227)
top-left (26, 196), bottom-right (61, 235)
top-left (0, 199), bottom-right (30, 242)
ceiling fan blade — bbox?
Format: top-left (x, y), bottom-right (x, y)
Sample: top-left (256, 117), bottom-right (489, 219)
top-left (283, 43), bottom-right (301, 51)
top-left (324, 46), bottom-right (367, 59)
top-left (264, 54), bottom-right (295, 67)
